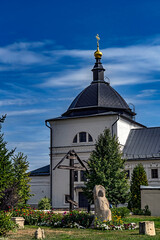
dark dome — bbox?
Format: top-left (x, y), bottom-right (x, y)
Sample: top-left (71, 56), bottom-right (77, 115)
top-left (62, 81), bottom-right (134, 119)
top-left (70, 82), bottom-right (129, 109)
top-left (62, 55), bottom-right (135, 119)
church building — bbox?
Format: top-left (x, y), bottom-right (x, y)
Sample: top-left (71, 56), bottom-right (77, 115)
top-left (28, 36), bottom-right (160, 208)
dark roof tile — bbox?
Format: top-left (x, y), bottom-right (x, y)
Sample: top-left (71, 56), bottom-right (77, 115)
top-left (123, 127), bottom-right (160, 159)
top-left (30, 165), bottom-right (50, 176)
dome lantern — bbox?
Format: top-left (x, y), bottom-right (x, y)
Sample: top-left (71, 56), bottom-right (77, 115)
top-left (92, 34), bottom-right (105, 83)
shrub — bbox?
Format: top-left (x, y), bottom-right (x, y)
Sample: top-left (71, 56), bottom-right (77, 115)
top-left (133, 205), bottom-right (151, 216)
top-left (0, 211), bottom-right (17, 236)
top-left (10, 208), bottom-right (93, 228)
top-left (111, 207), bottom-right (130, 218)
top-left (38, 197), bottom-right (51, 210)
top-left (16, 203), bottom-right (31, 209)
top-left (61, 210), bottom-right (93, 228)
top-left (128, 164), bottom-right (148, 209)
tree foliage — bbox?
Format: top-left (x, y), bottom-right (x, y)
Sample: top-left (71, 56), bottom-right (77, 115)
top-left (12, 152), bottom-right (32, 204)
top-left (38, 197), bottom-right (51, 210)
top-left (128, 163), bottom-right (148, 209)
top-left (0, 116), bottom-right (31, 209)
top-left (83, 128), bottom-right (129, 206)
top-left (0, 115), bottom-right (15, 201)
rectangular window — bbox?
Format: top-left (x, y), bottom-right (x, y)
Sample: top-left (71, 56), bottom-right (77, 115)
top-left (73, 135), bottom-right (77, 143)
top-left (88, 134), bottom-right (93, 142)
top-left (65, 194), bottom-right (70, 203)
top-left (125, 170), bottom-right (130, 179)
top-left (74, 171), bottom-right (78, 182)
top-left (151, 169), bottom-right (158, 178)
top-left (79, 132), bottom-right (86, 142)
top-left (80, 170), bottom-right (87, 182)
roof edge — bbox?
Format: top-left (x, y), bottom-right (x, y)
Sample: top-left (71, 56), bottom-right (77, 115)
top-left (45, 112), bottom-right (146, 128)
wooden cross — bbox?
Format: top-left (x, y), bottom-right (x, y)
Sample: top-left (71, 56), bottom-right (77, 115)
top-left (53, 150), bottom-right (88, 210)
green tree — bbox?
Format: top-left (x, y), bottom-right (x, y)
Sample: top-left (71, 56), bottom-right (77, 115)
top-left (0, 116), bottom-right (15, 203)
top-left (12, 152), bottom-right (31, 204)
top-left (83, 128), bottom-right (129, 206)
top-left (128, 163), bottom-right (148, 209)
top-left (0, 116), bottom-right (31, 209)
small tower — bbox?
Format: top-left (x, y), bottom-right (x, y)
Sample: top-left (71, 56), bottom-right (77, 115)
top-left (92, 34), bottom-right (105, 82)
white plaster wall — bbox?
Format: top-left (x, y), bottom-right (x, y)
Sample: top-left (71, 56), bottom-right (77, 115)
top-left (141, 189), bottom-right (160, 216)
top-left (50, 115), bottom-right (117, 147)
top-left (125, 160), bottom-right (160, 185)
top-left (27, 176), bottom-right (50, 205)
top-left (52, 149), bottom-right (92, 208)
top-left (50, 115), bottom-right (120, 208)
top-left (50, 114), bottom-right (147, 208)
top-left (117, 118), bottom-right (143, 148)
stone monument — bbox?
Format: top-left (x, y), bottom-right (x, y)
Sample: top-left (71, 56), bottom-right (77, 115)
top-left (93, 185), bottom-right (112, 222)
top-left (139, 221), bottom-right (156, 236)
top-left (35, 227), bottom-right (45, 239)
top-left (11, 217), bottom-right (25, 228)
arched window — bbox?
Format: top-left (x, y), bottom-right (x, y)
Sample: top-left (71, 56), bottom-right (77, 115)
top-left (73, 132), bottom-right (93, 143)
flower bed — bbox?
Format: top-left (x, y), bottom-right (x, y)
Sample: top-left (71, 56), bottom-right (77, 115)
top-left (8, 208), bottom-right (93, 228)
top-left (95, 219), bottom-right (138, 231)
top-left (6, 207), bottom-right (137, 231)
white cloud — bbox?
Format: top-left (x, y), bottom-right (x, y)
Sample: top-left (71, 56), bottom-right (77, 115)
top-left (39, 67), bottom-right (92, 87)
top-left (136, 89), bottom-right (158, 98)
top-left (0, 37), bottom-right (160, 89)
top-left (39, 38), bottom-right (160, 88)
top-left (1, 37), bottom-right (160, 88)
top-left (0, 98), bottom-right (38, 106)
top-left (125, 98), bottom-right (160, 105)
top-left (7, 108), bottom-right (53, 117)
top-left (0, 40), bottom-right (54, 67)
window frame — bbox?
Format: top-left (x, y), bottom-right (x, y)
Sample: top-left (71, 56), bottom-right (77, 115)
top-left (72, 132), bottom-right (93, 144)
top-left (151, 169), bottom-right (158, 179)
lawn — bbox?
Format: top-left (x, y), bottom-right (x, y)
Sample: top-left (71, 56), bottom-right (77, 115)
top-left (7, 216), bottom-right (160, 240)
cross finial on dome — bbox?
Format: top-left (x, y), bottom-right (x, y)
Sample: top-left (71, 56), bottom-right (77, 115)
top-left (94, 34), bottom-right (103, 59)
top-left (96, 34), bottom-right (100, 49)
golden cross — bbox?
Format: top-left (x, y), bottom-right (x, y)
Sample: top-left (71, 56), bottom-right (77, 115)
top-left (96, 34), bottom-right (100, 49)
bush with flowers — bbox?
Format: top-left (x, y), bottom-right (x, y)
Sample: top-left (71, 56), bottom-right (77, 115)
top-left (0, 211), bottom-right (17, 237)
top-left (94, 210), bottom-right (137, 231)
top-left (8, 207), bottom-right (93, 228)
top-left (111, 207), bottom-right (130, 218)
top-left (94, 218), bottom-right (137, 231)
top-left (10, 207), bottom-right (63, 226)
top-left (7, 207), bottom-right (138, 231)
top-left (57, 210), bottom-right (93, 228)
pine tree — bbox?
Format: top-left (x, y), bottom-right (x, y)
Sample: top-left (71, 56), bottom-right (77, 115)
top-left (12, 152), bottom-right (31, 204)
top-left (83, 128), bottom-right (129, 206)
top-left (0, 118), bottom-right (15, 202)
top-left (0, 117), bottom-right (31, 209)
top-left (129, 163), bottom-right (148, 209)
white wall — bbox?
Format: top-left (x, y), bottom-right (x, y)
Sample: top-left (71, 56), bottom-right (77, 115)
top-left (51, 115), bottom-right (119, 208)
top-left (50, 114), bottom-right (146, 208)
top-left (28, 176), bottom-right (50, 206)
top-left (117, 117), bottom-right (142, 148)
top-left (50, 115), bottom-right (117, 147)
top-left (125, 160), bottom-right (160, 186)
top-left (141, 187), bottom-right (160, 216)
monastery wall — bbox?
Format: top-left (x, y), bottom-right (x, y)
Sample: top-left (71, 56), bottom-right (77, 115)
top-left (27, 176), bottom-right (50, 207)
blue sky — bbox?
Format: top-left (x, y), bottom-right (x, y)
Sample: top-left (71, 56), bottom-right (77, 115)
top-left (1, 0), bottom-right (160, 170)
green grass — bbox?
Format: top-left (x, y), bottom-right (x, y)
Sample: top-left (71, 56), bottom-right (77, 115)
top-left (124, 215), bottom-right (160, 228)
top-left (7, 216), bottom-right (160, 240)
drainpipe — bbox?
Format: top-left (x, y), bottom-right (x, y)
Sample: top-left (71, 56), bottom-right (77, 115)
top-left (45, 120), bottom-right (53, 205)
top-left (111, 114), bottom-right (120, 137)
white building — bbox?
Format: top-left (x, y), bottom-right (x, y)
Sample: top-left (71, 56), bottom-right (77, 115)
top-left (28, 42), bottom-right (160, 208)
